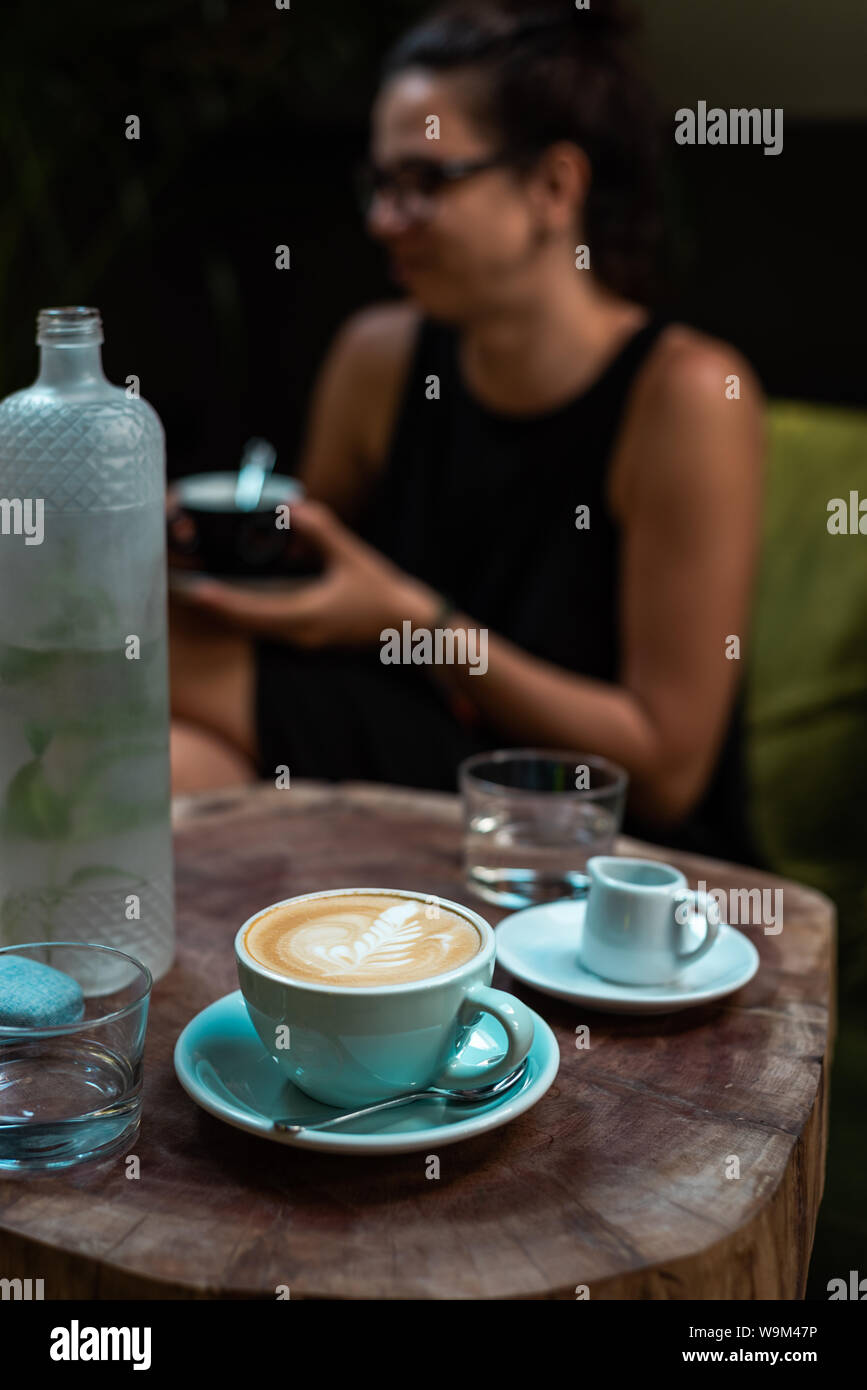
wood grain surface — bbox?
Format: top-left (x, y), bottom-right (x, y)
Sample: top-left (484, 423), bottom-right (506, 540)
top-left (0, 781), bottom-right (835, 1300)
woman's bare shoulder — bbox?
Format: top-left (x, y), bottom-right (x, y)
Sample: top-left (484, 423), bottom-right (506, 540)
top-left (636, 322), bottom-right (763, 415)
top-left (609, 322), bottom-right (764, 514)
top-left (329, 301), bottom-right (422, 466)
top-left (333, 301), bottom-right (421, 379)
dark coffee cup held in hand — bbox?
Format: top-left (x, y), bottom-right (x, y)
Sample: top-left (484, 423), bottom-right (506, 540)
top-left (167, 471), bottom-right (322, 580)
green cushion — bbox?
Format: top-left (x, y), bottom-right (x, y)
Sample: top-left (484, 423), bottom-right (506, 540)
top-left (745, 400), bottom-right (867, 991)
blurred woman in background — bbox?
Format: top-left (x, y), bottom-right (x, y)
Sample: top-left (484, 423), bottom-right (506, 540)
top-left (170, 0), bottom-right (764, 864)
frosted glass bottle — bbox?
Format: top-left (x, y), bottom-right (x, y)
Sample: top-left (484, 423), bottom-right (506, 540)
top-left (0, 307), bottom-right (174, 984)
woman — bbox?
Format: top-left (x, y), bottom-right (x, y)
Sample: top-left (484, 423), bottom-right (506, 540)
top-left (170, 0), bottom-right (764, 865)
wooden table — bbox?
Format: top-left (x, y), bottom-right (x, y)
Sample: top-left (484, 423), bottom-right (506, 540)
top-left (0, 782), bottom-right (834, 1299)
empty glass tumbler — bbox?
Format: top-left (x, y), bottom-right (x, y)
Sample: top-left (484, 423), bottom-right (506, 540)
top-left (460, 749), bottom-right (628, 909)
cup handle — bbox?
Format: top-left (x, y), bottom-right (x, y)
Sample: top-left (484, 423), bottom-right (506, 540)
top-left (674, 890), bottom-right (721, 964)
top-left (432, 984), bottom-right (535, 1092)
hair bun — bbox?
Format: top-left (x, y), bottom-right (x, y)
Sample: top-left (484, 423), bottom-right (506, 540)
top-left (504, 1), bottom-right (634, 44)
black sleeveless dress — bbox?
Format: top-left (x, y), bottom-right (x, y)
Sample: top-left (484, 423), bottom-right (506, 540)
top-left (255, 314), bottom-right (760, 867)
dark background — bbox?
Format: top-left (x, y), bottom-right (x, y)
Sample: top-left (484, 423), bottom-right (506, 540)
top-left (0, 0), bottom-right (864, 482)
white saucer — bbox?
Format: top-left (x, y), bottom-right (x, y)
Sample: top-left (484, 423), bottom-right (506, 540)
top-left (495, 899), bottom-right (759, 1014)
top-left (174, 991), bottom-right (560, 1155)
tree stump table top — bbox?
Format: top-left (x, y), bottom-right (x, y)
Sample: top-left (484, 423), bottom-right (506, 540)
top-left (0, 781), bottom-right (835, 1300)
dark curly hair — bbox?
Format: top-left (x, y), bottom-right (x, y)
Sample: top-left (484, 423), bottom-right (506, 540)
top-left (381, 0), bottom-right (661, 303)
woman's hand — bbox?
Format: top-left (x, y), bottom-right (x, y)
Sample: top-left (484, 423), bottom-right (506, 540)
top-left (177, 499), bottom-right (437, 647)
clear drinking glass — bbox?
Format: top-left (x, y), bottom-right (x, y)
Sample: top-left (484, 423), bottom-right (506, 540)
top-left (460, 749), bottom-right (629, 909)
top-left (0, 942), bottom-right (151, 1172)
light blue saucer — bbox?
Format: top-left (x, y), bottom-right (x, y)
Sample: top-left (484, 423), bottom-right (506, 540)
top-left (496, 899), bottom-right (760, 1014)
top-left (174, 991), bottom-right (559, 1154)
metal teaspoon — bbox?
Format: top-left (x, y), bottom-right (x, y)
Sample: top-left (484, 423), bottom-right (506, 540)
top-left (272, 1058), bottom-right (530, 1134)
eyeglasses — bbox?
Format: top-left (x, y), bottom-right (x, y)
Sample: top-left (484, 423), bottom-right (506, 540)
top-left (355, 154), bottom-right (512, 221)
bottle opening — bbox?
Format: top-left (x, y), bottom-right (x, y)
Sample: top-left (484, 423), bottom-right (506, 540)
top-left (37, 306), bottom-right (103, 346)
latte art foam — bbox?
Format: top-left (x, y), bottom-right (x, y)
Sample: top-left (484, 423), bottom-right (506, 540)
top-left (244, 893), bottom-right (482, 986)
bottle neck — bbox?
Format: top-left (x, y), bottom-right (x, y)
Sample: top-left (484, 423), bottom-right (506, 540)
top-left (36, 341), bottom-right (107, 388)
top-left (34, 307), bottom-right (108, 389)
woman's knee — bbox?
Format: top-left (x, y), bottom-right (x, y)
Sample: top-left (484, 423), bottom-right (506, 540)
top-left (169, 600), bottom-right (258, 760)
top-left (170, 718), bottom-right (258, 795)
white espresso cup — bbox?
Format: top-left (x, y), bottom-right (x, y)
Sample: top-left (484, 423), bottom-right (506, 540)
top-left (580, 857), bottom-right (721, 986)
